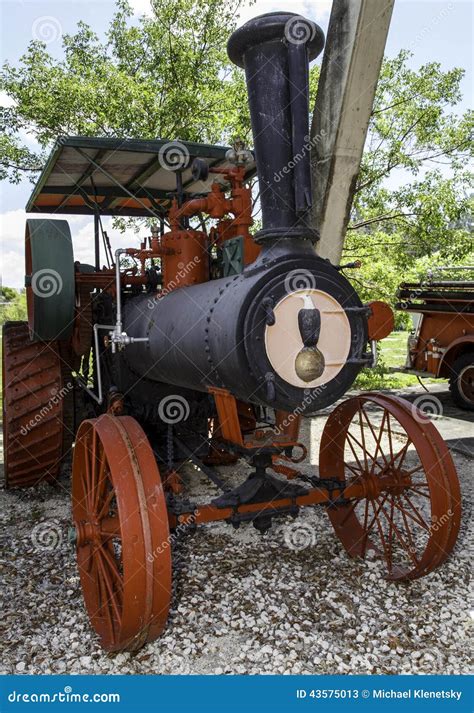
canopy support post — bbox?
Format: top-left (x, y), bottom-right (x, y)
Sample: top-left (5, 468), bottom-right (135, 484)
top-left (94, 211), bottom-right (100, 270)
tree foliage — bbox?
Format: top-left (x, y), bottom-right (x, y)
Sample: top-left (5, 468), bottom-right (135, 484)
top-left (0, 289), bottom-right (27, 324)
top-left (0, 0), bottom-right (246, 183)
top-left (1, 0), bottom-right (472, 306)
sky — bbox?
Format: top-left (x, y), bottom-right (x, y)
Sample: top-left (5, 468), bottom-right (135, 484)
top-left (1, 0), bottom-right (472, 287)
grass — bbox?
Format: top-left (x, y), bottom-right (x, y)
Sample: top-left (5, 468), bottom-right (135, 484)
top-left (355, 330), bottom-right (444, 391)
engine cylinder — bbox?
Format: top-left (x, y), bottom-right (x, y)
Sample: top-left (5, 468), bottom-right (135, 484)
top-left (124, 244), bottom-right (367, 415)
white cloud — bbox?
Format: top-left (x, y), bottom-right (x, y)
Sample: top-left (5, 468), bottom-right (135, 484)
top-left (128, 0), bottom-right (153, 16)
top-left (237, 0), bottom-right (332, 25)
top-left (129, 0), bottom-right (332, 25)
top-left (0, 209), bottom-right (150, 288)
top-left (0, 91), bottom-right (16, 109)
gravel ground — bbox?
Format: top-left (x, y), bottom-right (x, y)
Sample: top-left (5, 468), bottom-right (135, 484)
top-left (0, 404), bottom-right (472, 676)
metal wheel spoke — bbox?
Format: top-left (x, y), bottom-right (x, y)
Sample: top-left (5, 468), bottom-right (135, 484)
top-left (83, 438), bottom-right (93, 506)
top-left (364, 494), bottom-right (389, 538)
top-left (392, 495), bottom-right (429, 531)
top-left (94, 556), bottom-right (115, 643)
top-left (358, 408), bottom-right (370, 472)
top-left (378, 501), bottom-right (419, 565)
top-left (99, 546), bottom-right (124, 594)
top-left (346, 430), bottom-right (379, 471)
top-left (361, 407), bottom-right (390, 473)
top-left (406, 464), bottom-right (425, 476)
top-left (386, 413), bottom-right (395, 462)
top-left (408, 486), bottom-right (431, 499)
top-left (97, 488), bottom-right (115, 521)
top-left (96, 550), bottom-right (122, 624)
top-left (392, 439), bottom-right (412, 471)
top-left (93, 445), bottom-right (107, 512)
top-left (386, 496), bottom-right (395, 573)
top-left (344, 462), bottom-right (364, 479)
top-left (370, 499), bottom-right (391, 567)
top-left (401, 492), bottom-right (430, 531)
top-left (345, 434), bottom-right (366, 474)
top-left (360, 498), bottom-right (370, 556)
top-left (396, 497), bottom-right (422, 562)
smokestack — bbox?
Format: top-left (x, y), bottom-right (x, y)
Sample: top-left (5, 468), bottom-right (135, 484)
top-left (228, 12), bottom-right (324, 243)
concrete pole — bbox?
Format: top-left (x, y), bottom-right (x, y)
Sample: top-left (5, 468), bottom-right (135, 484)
top-left (310, 0), bottom-right (395, 264)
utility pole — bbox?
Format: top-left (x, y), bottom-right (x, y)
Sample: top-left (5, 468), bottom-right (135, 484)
top-left (310, 0), bottom-right (395, 264)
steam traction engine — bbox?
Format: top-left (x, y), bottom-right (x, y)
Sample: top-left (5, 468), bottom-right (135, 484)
top-left (3, 13), bottom-right (461, 652)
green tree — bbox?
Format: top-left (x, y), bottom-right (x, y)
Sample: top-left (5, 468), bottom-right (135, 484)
top-left (344, 50), bottom-right (473, 266)
top-left (1, 2), bottom-right (472, 278)
top-left (0, 290), bottom-right (27, 324)
top-left (0, 0), bottom-right (246, 183)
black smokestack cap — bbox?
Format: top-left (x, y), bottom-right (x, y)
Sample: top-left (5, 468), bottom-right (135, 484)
top-left (228, 12), bottom-right (325, 244)
top-left (228, 12), bottom-right (324, 67)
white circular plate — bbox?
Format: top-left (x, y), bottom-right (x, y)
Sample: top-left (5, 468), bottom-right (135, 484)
top-left (264, 289), bottom-right (352, 388)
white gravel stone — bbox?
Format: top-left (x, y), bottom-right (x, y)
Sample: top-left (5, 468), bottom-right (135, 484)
top-left (0, 409), bottom-right (471, 675)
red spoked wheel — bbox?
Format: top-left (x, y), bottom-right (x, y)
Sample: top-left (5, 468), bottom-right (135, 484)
top-left (320, 394), bottom-right (461, 581)
top-left (72, 415), bottom-right (172, 651)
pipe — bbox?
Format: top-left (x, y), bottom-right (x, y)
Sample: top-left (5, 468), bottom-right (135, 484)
top-left (227, 12), bottom-right (324, 242)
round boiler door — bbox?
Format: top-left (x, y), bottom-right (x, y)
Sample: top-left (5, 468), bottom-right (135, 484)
top-left (264, 289), bottom-right (352, 389)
